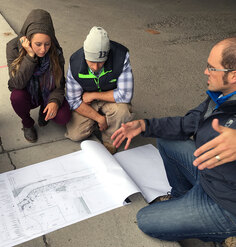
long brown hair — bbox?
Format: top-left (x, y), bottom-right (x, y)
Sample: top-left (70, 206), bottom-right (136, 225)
top-left (10, 33), bottom-right (62, 88)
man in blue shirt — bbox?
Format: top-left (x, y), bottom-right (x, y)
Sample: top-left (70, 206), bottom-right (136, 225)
top-left (112, 37), bottom-right (236, 246)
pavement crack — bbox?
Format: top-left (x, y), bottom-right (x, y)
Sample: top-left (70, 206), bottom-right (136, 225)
top-left (6, 152), bottom-right (17, 170)
top-left (43, 235), bottom-right (50, 247)
top-left (4, 137), bottom-right (68, 153)
top-left (0, 137), bottom-right (16, 169)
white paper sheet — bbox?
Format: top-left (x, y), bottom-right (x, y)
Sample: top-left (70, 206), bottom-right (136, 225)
top-left (114, 144), bottom-right (171, 202)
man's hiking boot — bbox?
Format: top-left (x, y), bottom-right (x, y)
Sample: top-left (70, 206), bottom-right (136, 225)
top-left (149, 192), bottom-right (172, 204)
top-left (38, 106), bottom-right (48, 127)
top-left (22, 126), bottom-right (38, 143)
top-left (103, 142), bottom-right (117, 155)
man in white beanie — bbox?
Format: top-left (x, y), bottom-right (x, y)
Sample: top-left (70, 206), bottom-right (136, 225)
top-left (65, 26), bottom-right (134, 153)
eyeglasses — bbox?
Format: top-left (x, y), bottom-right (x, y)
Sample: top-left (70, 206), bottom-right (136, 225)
top-left (207, 63), bottom-right (235, 72)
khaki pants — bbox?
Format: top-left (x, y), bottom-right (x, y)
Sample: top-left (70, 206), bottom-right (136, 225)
top-left (65, 101), bottom-right (134, 144)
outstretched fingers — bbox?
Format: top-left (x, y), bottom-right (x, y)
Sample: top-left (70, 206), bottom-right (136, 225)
top-left (114, 135), bottom-right (126, 149)
top-left (111, 127), bottom-right (122, 140)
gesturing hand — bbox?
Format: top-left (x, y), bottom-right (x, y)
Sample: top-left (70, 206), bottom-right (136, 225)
top-left (111, 120), bottom-right (145, 150)
top-left (193, 119), bottom-right (236, 170)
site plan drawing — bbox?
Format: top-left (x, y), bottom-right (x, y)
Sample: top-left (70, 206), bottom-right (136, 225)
top-left (0, 140), bottom-right (171, 247)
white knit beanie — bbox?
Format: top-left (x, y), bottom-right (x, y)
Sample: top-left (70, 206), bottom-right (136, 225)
top-left (83, 26), bottom-right (110, 62)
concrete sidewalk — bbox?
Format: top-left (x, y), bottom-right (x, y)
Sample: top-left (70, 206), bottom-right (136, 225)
top-left (1, 0), bottom-right (236, 246)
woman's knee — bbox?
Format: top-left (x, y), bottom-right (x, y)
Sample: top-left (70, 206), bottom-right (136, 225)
top-left (55, 108), bottom-right (71, 125)
top-left (10, 89), bottom-right (29, 104)
top-left (54, 100), bottom-right (71, 125)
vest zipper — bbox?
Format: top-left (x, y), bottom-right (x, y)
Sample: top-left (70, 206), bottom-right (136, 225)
top-left (79, 68), bottom-right (113, 92)
top-left (93, 78), bottom-right (101, 92)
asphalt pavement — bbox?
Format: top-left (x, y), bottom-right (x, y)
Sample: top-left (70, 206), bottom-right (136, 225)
top-left (1, 0), bottom-right (236, 246)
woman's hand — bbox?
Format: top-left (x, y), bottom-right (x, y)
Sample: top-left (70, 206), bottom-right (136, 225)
top-left (43, 102), bottom-right (59, 121)
top-left (20, 36), bottom-right (35, 58)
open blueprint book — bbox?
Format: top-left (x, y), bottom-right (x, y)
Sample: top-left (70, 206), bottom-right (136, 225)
top-left (0, 140), bottom-right (171, 247)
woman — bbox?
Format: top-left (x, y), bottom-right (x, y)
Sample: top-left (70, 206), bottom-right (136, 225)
top-left (6, 9), bottom-right (71, 143)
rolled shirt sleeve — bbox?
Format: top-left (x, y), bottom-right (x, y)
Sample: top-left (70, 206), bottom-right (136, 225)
top-left (66, 64), bottom-right (83, 110)
top-left (113, 52), bottom-right (134, 103)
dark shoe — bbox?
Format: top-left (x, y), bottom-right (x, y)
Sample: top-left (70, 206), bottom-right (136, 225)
top-left (22, 126), bottom-right (38, 143)
top-left (38, 106), bottom-right (49, 127)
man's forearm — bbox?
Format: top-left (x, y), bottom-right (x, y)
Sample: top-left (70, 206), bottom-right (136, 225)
top-left (92, 90), bottom-right (115, 102)
top-left (75, 102), bottom-right (102, 122)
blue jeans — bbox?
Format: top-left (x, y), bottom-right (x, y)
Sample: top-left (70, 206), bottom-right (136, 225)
top-left (137, 138), bottom-right (236, 242)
